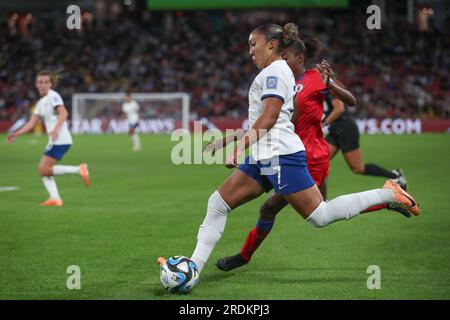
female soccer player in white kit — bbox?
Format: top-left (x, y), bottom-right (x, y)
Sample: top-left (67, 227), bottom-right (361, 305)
top-left (122, 91), bottom-right (141, 151)
top-left (158, 23), bottom-right (419, 280)
top-left (7, 70), bottom-right (90, 206)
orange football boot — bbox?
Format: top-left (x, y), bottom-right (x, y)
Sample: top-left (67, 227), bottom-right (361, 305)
top-left (80, 163), bottom-right (90, 188)
top-left (157, 257), bottom-right (167, 267)
top-left (383, 179), bottom-right (420, 216)
top-left (40, 199), bottom-right (64, 206)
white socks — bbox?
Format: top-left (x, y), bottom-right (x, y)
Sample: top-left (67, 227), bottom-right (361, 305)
top-left (191, 191), bottom-right (231, 273)
top-left (132, 133), bottom-right (141, 150)
top-left (42, 176), bottom-right (61, 200)
top-left (42, 165), bottom-right (84, 200)
top-left (189, 188), bottom-right (393, 272)
top-left (307, 189), bottom-right (394, 227)
top-left (53, 165), bottom-right (80, 175)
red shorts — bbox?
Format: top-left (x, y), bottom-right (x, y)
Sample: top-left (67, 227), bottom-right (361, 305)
top-left (308, 161), bottom-right (330, 186)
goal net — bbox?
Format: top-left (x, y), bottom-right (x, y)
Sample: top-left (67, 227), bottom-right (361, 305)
top-left (71, 92), bottom-right (190, 134)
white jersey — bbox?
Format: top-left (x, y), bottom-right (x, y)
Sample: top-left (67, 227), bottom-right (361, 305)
top-left (122, 100), bottom-right (140, 124)
top-left (34, 89), bottom-right (73, 145)
top-left (248, 59), bottom-right (304, 160)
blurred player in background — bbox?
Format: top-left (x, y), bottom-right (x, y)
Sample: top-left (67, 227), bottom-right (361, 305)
top-left (122, 91), bottom-right (142, 151)
top-left (322, 61), bottom-right (407, 190)
top-left (6, 70), bottom-right (90, 206)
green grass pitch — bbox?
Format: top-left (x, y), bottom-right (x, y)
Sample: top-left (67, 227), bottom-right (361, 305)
top-left (0, 133), bottom-right (449, 300)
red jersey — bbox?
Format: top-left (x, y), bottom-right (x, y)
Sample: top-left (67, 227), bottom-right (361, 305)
top-left (294, 69), bottom-right (330, 165)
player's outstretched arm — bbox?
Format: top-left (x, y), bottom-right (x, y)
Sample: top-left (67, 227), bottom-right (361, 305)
top-left (203, 129), bottom-right (245, 155)
top-left (319, 60), bottom-right (357, 106)
top-left (328, 81), bottom-right (356, 107)
top-left (6, 114), bottom-right (40, 143)
top-left (226, 97), bottom-right (282, 168)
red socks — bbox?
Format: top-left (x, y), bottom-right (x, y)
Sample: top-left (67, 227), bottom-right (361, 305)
top-left (240, 219), bottom-right (274, 261)
top-left (362, 203), bottom-right (387, 213)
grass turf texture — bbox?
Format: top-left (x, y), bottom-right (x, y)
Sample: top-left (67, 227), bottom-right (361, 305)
top-left (0, 133), bottom-right (449, 300)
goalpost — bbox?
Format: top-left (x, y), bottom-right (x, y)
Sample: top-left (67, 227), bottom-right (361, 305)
top-left (71, 92), bottom-right (190, 134)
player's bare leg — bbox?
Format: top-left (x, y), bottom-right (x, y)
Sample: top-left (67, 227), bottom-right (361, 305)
top-left (343, 148), bottom-right (407, 189)
top-left (284, 184), bottom-right (324, 219)
top-left (217, 170), bottom-right (266, 209)
top-left (342, 148), bottom-right (365, 174)
top-left (318, 179), bottom-right (327, 200)
top-left (327, 142), bottom-right (339, 160)
top-left (38, 155), bottom-right (57, 177)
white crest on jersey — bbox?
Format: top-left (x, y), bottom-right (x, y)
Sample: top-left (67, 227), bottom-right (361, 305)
top-left (294, 84), bottom-right (303, 93)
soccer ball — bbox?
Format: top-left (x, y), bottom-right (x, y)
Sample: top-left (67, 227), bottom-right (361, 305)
top-left (159, 256), bottom-right (199, 294)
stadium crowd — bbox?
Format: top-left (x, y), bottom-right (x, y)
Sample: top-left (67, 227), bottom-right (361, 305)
top-left (1, 9), bottom-right (449, 122)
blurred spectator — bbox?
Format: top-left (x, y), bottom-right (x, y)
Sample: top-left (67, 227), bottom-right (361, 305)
top-left (0, 9), bottom-right (449, 121)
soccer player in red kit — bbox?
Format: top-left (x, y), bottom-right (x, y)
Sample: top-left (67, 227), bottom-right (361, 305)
top-left (292, 66), bottom-right (331, 196)
top-left (293, 59), bottom-right (357, 200)
top-left (216, 37), bottom-right (410, 271)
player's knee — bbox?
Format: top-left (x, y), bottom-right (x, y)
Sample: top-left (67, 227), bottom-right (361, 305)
top-left (38, 163), bottom-right (52, 177)
top-left (350, 165), bottom-right (365, 174)
top-left (306, 202), bottom-right (330, 228)
top-left (207, 191), bottom-right (231, 216)
top-left (309, 218), bottom-right (327, 228)
top-left (259, 202), bottom-right (277, 221)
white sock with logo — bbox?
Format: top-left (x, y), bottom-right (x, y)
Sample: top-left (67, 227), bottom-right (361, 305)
top-left (53, 165), bottom-right (80, 175)
top-left (191, 191), bottom-right (231, 273)
top-left (42, 176), bottom-right (61, 200)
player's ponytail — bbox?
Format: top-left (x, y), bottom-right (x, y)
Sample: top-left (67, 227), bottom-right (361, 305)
top-left (303, 37), bottom-right (321, 62)
top-left (252, 22), bottom-right (299, 54)
top-left (287, 36), bottom-right (322, 65)
top-left (281, 23), bottom-right (298, 49)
